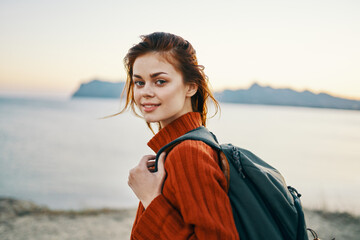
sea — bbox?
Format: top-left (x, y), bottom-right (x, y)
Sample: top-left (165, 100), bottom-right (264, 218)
top-left (0, 96), bottom-right (359, 215)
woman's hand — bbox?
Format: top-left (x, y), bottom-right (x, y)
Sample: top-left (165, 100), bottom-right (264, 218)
top-left (128, 152), bottom-right (167, 209)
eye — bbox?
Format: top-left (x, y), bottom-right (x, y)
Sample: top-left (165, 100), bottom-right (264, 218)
top-left (155, 79), bottom-right (166, 85)
top-left (134, 80), bottom-right (145, 87)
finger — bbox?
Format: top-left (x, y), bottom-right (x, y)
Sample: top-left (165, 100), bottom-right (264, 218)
top-left (157, 152), bottom-right (166, 175)
top-left (147, 159), bottom-right (156, 167)
top-left (127, 173), bottom-right (132, 187)
top-left (147, 160), bottom-right (156, 172)
top-left (139, 155), bottom-right (156, 167)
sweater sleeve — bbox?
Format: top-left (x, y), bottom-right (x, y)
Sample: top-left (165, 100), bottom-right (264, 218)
top-left (131, 140), bottom-right (239, 240)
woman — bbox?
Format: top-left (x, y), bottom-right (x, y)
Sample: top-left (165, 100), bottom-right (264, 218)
top-left (122, 32), bottom-right (239, 239)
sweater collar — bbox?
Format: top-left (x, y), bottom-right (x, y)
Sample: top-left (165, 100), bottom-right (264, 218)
top-left (147, 112), bottom-right (203, 153)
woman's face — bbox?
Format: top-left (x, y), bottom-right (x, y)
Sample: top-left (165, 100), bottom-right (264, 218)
top-left (132, 52), bottom-right (197, 127)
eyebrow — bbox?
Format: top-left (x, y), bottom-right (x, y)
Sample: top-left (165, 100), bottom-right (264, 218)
top-left (133, 72), bottom-right (168, 79)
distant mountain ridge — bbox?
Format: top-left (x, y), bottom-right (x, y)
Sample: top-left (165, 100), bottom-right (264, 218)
top-left (215, 83), bottom-right (360, 110)
top-left (72, 80), bottom-right (360, 111)
top-left (72, 80), bottom-right (125, 98)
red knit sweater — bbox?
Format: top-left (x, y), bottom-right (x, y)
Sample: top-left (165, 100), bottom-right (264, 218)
top-left (130, 112), bottom-right (239, 240)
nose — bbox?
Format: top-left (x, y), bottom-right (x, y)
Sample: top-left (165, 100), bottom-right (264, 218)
top-left (141, 84), bottom-right (155, 98)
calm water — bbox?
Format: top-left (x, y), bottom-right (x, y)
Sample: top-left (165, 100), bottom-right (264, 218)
top-left (0, 96), bottom-right (359, 214)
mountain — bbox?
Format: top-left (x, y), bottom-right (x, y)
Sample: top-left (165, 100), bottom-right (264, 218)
top-left (72, 79), bottom-right (125, 98)
top-left (72, 80), bottom-right (360, 111)
top-left (215, 83), bottom-right (360, 110)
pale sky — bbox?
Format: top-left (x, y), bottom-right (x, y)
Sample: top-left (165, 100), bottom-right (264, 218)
top-left (1, 0), bottom-right (359, 99)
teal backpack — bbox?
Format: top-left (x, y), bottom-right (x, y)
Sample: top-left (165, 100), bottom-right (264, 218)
top-left (155, 126), bottom-right (310, 240)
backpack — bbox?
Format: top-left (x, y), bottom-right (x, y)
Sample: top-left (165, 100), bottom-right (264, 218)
top-left (154, 126), bottom-right (310, 240)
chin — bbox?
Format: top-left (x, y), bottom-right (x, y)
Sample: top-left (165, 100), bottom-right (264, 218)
top-left (144, 116), bottom-right (161, 123)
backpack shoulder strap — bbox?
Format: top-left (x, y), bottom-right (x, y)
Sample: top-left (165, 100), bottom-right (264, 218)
top-left (154, 127), bottom-right (231, 191)
top-left (154, 126), bottom-right (221, 171)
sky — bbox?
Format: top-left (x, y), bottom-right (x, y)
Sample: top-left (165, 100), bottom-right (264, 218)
top-left (1, 0), bottom-right (359, 99)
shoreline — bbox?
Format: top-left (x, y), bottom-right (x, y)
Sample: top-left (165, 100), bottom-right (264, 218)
top-left (1, 198), bottom-right (359, 240)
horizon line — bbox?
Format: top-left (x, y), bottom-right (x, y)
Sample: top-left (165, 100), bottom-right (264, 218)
top-left (1, 81), bottom-right (360, 101)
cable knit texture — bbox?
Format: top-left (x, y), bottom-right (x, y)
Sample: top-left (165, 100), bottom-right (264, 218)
top-left (130, 112), bottom-right (239, 239)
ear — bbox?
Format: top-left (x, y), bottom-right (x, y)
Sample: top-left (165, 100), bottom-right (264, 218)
top-left (186, 83), bottom-right (198, 97)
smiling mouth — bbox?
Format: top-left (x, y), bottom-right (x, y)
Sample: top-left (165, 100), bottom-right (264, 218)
top-left (142, 104), bottom-right (160, 112)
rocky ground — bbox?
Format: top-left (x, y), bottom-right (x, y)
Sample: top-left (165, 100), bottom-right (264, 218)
top-left (1, 198), bottom-right (359, 240)
top-left (304, 208), bottom-right (360, 240)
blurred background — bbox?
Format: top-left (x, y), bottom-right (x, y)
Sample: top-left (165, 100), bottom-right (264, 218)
top-left (1, 0), bottom-right (360, 219)
top-left (1, 0), bottom-right (360, 99)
